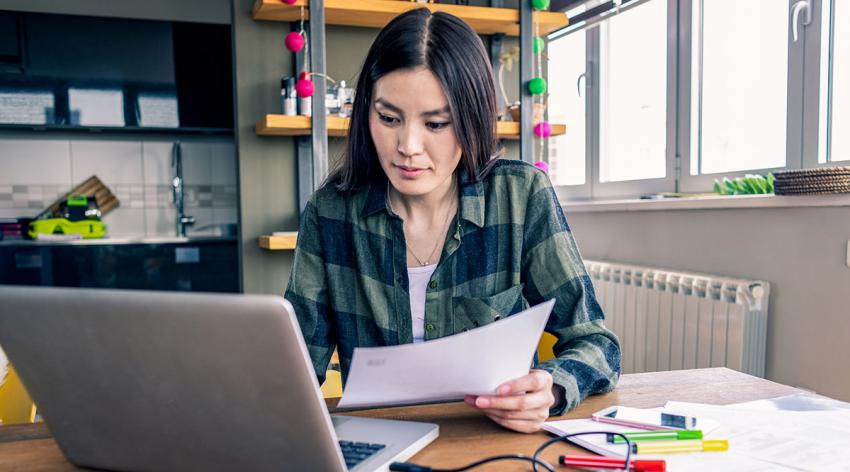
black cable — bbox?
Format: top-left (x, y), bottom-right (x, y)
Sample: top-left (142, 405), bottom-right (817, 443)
top-left (389, 431), bottom-right (633, 472)
top-left (532, 431), bottom-right (633, 471)
top-left (390, 454), bottom-right (555, 472)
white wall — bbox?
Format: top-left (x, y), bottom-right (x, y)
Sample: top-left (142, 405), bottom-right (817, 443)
top-left (566, 205), bottom-right (850, 401)
top-left (0, 133), bottom-right (237, 237)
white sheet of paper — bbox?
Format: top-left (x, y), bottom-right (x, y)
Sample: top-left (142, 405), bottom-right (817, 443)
top-left (728, 392), bottom-right (850, 411)
top-left (337, 299), bottom-right (555, 409)
top-left (664, 401), bottom-right (850, 471)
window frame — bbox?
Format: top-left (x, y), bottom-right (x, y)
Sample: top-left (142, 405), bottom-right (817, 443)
top-left (803, 0), bottom-right (850, 168)
top-left (551, 27), bottom-right (593, 202)
top-left (590, 0), bottom-right (679, 199)
top-left (679, 0), bottom-right (805, 193)
top-left (549, 0), bottom-right (679, 199)
top-left (550, 0), bottom-right (841, 200)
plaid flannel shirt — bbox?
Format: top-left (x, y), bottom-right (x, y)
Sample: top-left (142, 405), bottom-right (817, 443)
top-left (285, 159), bottom-right (620, 415)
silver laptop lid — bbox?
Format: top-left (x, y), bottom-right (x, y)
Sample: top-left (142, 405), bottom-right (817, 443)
top-left (0, 285), bottom-right (347, 472)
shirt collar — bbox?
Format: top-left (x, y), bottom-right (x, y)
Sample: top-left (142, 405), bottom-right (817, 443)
top-left (359, 171), bottom-right (486, 228)
top-left (359, 178), bottom-right (390, 219)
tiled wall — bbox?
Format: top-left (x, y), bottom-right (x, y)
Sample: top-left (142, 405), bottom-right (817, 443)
top-left (0, 134), bottom-right (238, 237)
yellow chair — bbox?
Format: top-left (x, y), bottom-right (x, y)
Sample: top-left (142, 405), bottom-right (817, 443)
top-left (0, 363), bottom-right (37, 425)
top-left (537, 332), bottom-right (557, 363)
top-left (321, 369), bottom-right (343, 398)
top-left (320, 350), bottom-right (343, 398)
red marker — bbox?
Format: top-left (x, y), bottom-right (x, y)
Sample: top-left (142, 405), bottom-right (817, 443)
top-left (559, 454), bottom-right (666, 472)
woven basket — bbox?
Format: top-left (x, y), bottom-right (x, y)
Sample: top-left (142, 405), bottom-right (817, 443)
top-left (773, 166), bottom-right (850, 195)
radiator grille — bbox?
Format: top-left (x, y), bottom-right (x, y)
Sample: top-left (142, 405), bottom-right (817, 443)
top-left (586, 261), bottom-right (769, 377)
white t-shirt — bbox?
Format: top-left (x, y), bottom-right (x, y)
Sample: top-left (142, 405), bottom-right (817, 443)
top-left (407, 263), bottom-right (438, 343)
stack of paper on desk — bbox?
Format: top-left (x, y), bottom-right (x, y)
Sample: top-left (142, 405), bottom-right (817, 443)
top-left (337, 299), bottom-right (555, 409)
top-left (663, 401), bottom-right (850, 471)
top-left (543, 399), bottom-right (850, 471)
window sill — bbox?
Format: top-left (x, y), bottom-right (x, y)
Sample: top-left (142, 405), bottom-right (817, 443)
top-left (560, 193), bottom-right (850, 213)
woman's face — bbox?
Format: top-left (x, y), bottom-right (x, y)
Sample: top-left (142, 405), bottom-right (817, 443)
top-left (369, 67), bottom-right (462, 199)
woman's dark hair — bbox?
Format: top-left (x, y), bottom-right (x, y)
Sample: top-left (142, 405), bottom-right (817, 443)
top-left (326, 8), bottom-right (502, 191)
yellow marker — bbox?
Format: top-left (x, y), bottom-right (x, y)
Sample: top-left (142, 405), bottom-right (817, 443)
top-left (632, 439), bottom-right (728, 454)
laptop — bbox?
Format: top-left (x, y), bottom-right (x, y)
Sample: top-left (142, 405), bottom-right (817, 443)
top-left (0, 285), bottom-right (438, 471)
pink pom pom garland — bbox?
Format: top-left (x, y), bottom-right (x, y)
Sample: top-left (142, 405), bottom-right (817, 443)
top-left (295, 78), bottom-right (314, 98)
top-left (285, 31), bottom-right (305, 52)
top-left (534, 121), bottom-right (552, 138)
top-left (534, 161), bottom-right (550, 173)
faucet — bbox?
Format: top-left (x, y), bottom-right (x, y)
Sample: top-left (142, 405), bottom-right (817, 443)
top-left (171, 141), bottom-right (195, 237)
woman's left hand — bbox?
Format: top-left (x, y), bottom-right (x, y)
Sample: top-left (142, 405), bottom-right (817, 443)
top-left (464, 369), bottom-right (556, 433)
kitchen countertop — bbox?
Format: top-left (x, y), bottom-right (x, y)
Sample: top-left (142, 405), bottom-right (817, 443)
top-left (0, 236), bottom-right (238, 246)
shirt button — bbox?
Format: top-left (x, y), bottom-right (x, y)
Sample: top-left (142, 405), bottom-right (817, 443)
top-left (426, 323), bottom-right (435, 331)
top-left (396, 276), bottom-right (403, 284)
top-left (428, 281), bottom-right (437, 289)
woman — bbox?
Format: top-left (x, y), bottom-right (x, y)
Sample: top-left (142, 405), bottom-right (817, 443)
top-left (285, 8), bottom-right (620, 433)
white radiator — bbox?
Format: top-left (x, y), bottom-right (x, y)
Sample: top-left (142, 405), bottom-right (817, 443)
top-left (585, 261), bottom-right (770, 378)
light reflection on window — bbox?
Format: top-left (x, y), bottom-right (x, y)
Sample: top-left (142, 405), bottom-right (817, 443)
top-left (68, 88), bottom-right (125, 126)
top-left (137, 92), bottom-right (179, 128)
top-left (0, 89), bottom-right (54, 125)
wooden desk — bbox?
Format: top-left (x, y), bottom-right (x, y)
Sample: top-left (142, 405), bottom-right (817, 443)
top-left (0, 368), bottom-right (801, 471)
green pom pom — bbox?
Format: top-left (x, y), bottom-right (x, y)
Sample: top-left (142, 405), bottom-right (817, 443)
top-left (531, 0), bottom-right (550, 10)
top-left (533, 36), bottom-right (545, 55)
top-left (528, 77), bottom-right (547, 95)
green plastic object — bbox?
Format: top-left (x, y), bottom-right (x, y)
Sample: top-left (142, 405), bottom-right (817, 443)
top-left (531, 0), bottom-right (550, 10)
top-left (533, 36), bottom-right (545, 55)
top-left (28, 218), bottom-right (107, 239)
top-left (611, 429), bottom-right (704, 444)
top-left (528, 77), bottom-right (548, 95)
top-left (713, 173), bottom-right (775, 195)
top-left (66, 193), bottom-right (88, 207)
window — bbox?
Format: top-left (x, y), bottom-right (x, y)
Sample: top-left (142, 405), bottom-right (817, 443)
top-left (548, 22), bottom-right (586, 186)
top-left (819, 0), bottom-right (850, 163)
top-left (690, 0), bottom-right (789, 175)
top-left (599, 0), bottom-right (668, 183)
top-left (547, 0), bottom-right (836, 200)
top-left (549, 0), bottom-right (674, 199)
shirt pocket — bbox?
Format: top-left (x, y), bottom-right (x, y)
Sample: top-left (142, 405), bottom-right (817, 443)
top-left (451, 284), bottom-right (527, 334)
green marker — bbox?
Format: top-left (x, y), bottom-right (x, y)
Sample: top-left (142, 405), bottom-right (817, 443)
top-left (607, 429), bottom-right (703, 443)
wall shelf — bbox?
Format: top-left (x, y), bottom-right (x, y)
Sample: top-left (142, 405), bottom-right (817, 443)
top-left (256, 115), bottom-right (349, 137)
top-left (252, 0), bottom-right (569, 36)
top-left (255, 114), bottom-right (566, 140)
top-left (259, 232), bottom-right (298, 251)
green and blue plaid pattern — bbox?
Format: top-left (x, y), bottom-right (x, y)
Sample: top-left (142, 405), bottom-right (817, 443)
top-left (285, 159), bottom-right (620, 415)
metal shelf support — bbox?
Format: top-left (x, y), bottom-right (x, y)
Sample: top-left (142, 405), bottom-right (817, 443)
top-left (520, 0), bottom-right (534, 163)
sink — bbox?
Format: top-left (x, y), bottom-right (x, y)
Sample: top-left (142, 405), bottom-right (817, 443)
top-left (189, 223), bottom-right (238, 238)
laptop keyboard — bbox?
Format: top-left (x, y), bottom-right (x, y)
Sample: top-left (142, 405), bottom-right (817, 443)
top-left (339, 440), bottom-right (386, 469)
